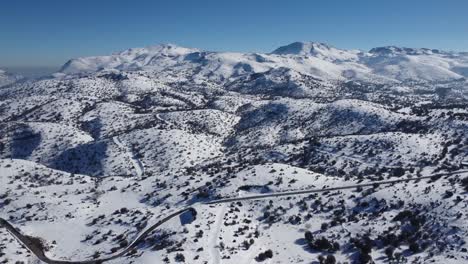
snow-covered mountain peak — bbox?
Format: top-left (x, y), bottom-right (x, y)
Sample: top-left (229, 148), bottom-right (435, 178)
top-left (60, 43), bottom-right (199, 74)
top-left (58, 42), bottom-right (468, 82)
top-left (369, 46), bottom-right (445, 56)
top-left (270, 41), bottom-right (360, 61)
top-left (271, 42), bottom-right (333, 55)
top-left (114, 43), bottom-right (199, 57)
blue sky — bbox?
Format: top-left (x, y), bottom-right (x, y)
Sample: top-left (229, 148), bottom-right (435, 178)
top-left (1, 0), bottom-right (468, 67)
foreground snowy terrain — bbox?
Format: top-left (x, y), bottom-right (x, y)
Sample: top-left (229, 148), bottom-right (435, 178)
top-left (1, 42), bottom-right (468, 264)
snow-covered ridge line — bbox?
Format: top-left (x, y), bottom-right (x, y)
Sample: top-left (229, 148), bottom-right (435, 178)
top-left (58, 41), bottom-right (468, 83)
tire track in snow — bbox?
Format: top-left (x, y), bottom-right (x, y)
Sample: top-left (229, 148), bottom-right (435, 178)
top-left (112, 136), bottom-right (144, 177)
top-left (208, 204), bottom-right (226, 264)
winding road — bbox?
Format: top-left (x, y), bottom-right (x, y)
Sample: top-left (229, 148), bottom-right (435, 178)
top-left (1, 170), bottom-right (467, 264)
top-left (0, 208), bottom-right (192, 264)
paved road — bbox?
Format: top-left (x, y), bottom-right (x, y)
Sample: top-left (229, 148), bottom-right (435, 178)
top-left (205, 170), bottom-right (468, 204)
top-left (1, 208), bottom-right (193, 264)
top-left (1, 170), bottom-right (467, 263)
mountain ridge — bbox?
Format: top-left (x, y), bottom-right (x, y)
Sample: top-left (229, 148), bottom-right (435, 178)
top-left (59, 41), bottom-right (468, 83)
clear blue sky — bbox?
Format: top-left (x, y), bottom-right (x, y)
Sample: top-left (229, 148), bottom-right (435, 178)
top-left (1, 0), bottom-right (468, 67)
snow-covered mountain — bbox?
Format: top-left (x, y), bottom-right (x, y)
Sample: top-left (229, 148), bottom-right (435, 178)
top-left (1, 42), bottom-right (468, 264)
top-left (60, 44), bottom-right (199, 75)
top-left (60, 42), bottom-right (468, 83)
top-left (0, 69), bottom-right (22, 87)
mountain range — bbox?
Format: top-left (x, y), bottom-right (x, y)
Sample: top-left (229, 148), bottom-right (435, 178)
top-left (1, 42), bottom-right (467, 264)
top-left (59, 42), bottom-right (468, 83)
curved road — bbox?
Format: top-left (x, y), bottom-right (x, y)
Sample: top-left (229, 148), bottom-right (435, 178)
top-left (0, 208), bottom-right (192, 264)
top-left (1, 170), bottom-right (467, 263)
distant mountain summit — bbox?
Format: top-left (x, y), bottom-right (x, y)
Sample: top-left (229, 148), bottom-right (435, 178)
top-left (270, 41), bottom-right (361, 63)
top-left (368, 46), bottom-right (445, 56)
top-left (0, 69), bottom-right (22, 87)
top-left (59, 41), bottom-right (468, 83)
top-left (60, 44), bottom-right (199, 75)
top-left (270, 42), bottom-right (333, 55)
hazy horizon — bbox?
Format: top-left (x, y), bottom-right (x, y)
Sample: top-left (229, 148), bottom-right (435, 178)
top-left (1, 0), bottom-right (468, 68)
top-left (2, 40), bottom-right (468, 71)
top-left (2, 66), bottom-right (59, 78)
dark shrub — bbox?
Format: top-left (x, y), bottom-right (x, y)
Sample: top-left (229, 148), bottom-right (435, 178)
top-left (358, 252), bottom-right (372, 263)
top-left (308, 237), bottom-right (339, 252)
top-left (461, 177), bottom-right (468, 192)
top-left (324, 255), bottom-right (336, 264)
top-left (175, 253), bottom-right (185, 262)
top-left (304, 231), bottom-right (313, 242)
top-left (256, 249), bottom-right (273, 261)
top-left (256, 252), bottom-right (266, 262)
top-left (385, 246), bottom-right (395, 259)
top-left (409, 242), bottom-right (420, 253)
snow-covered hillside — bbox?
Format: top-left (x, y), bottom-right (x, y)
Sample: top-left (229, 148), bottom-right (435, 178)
top-left (1, 42), bottom-right (468, 264)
